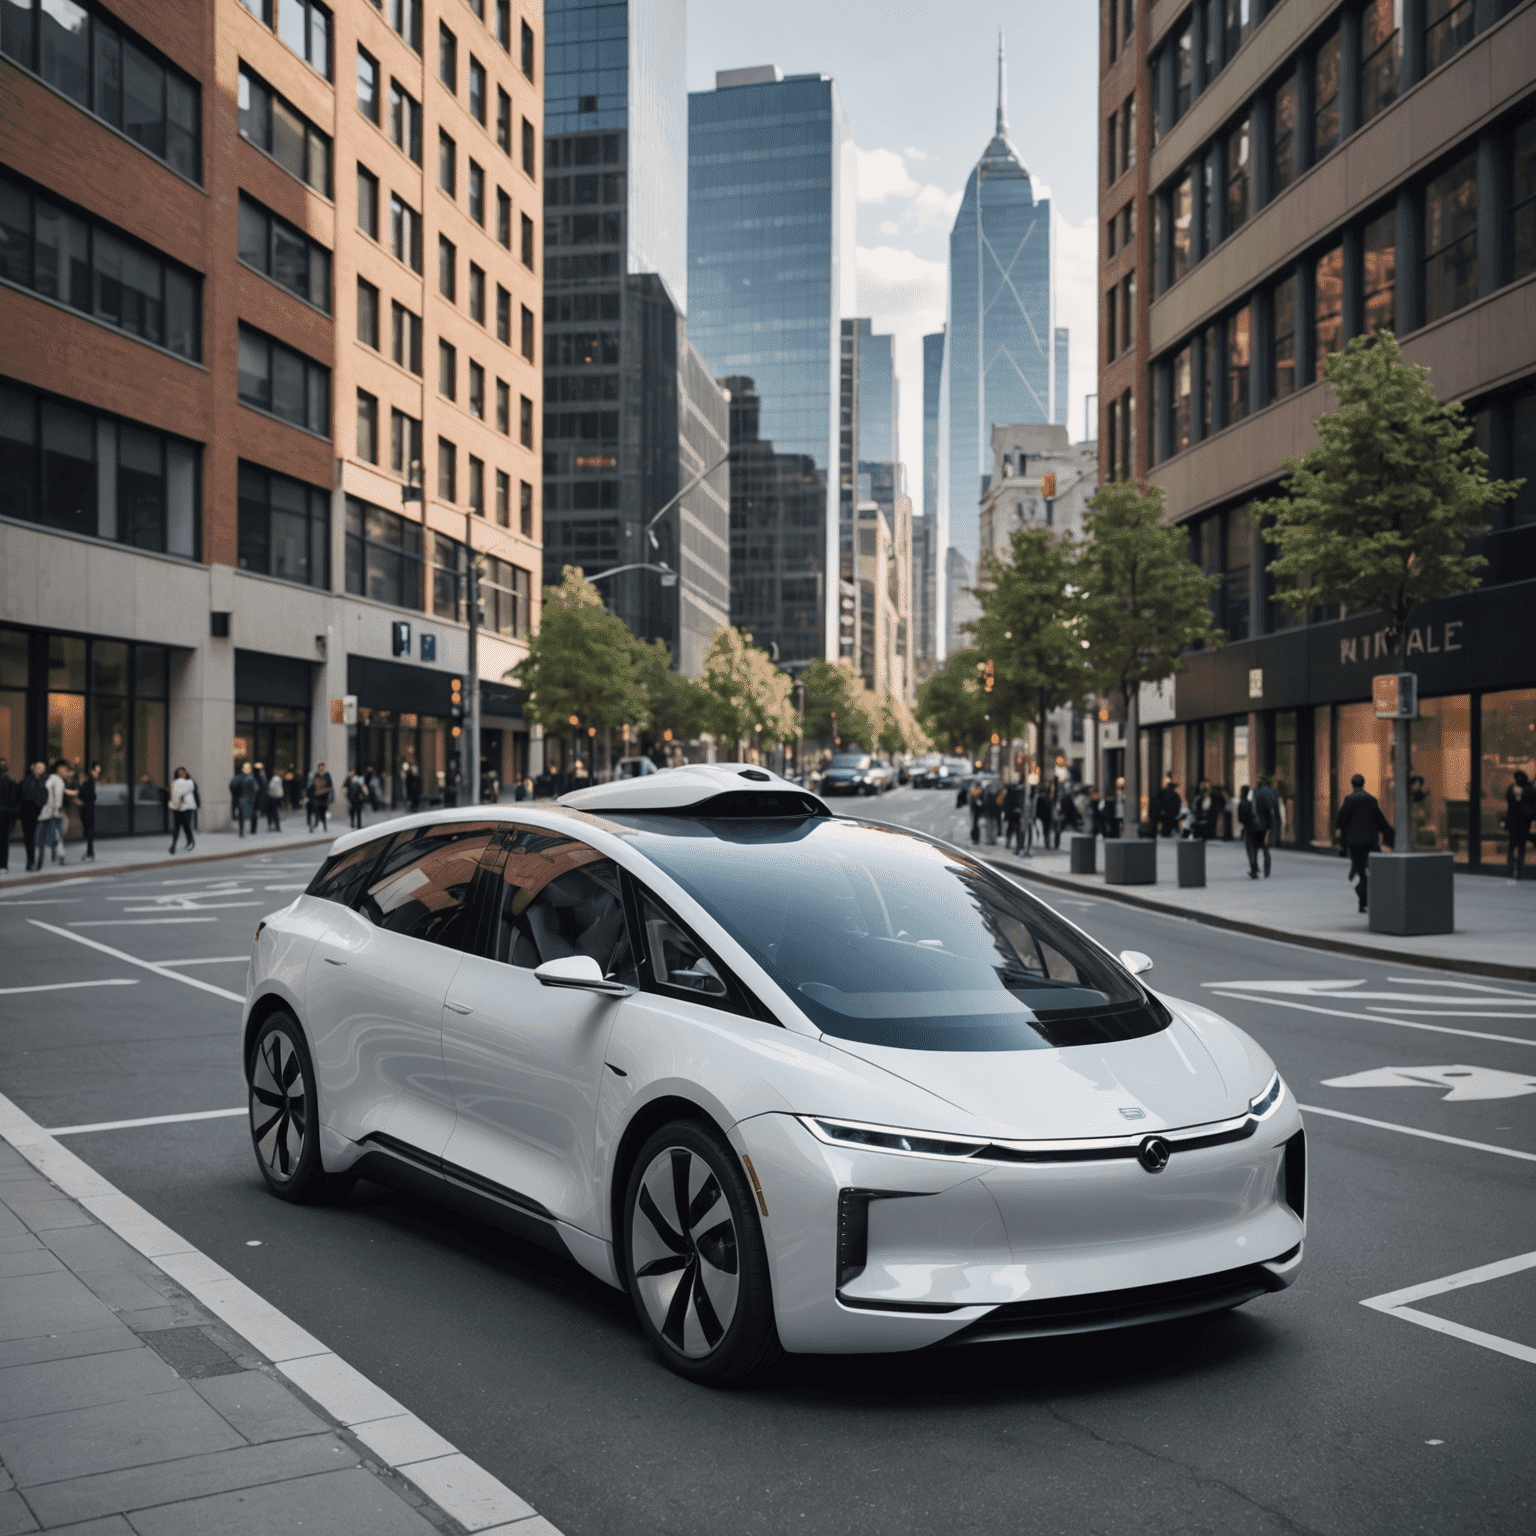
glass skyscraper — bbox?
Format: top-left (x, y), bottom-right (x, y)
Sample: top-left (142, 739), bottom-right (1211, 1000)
top-left (916, 329), bottom-right (944, 664)
top-left (939, 45), bottom-right (1065, 654)
top-left (543, 0), bottom-right (729, 676)
top-left (688, 67), bottom-right (854, 664)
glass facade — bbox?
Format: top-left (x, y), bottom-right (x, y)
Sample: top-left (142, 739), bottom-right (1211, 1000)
top-left (689, 71), bottom-right (850, 665)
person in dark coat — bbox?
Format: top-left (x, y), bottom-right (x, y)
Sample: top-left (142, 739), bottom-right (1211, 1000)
top-left (1251, 775), bottom-right (1283, 878)
top-left (1002, 781), bottom-right (1023, 852)
top-left (1237, 784), bottom-right (1258, 878)
top-left (18, 762), bottom-right (48, 872)
top-left (346, 768), bottom-right (367, 830)
top-left (0, 759), bottom-right (18, 872)
top-left (1334, 773), bottom-right (1395, 912)
top-left (233, 762), bottom-right (259, 836)
top-left (1153, 777), bottom-right (1182, 838)
top-left (76, 762), bottom-right (100, 862)
top-left (1505, 770), bottom-right (1535, 880)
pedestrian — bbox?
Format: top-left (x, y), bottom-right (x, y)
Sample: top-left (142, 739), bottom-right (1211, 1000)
top-left (406, 761), bottom-right (423, 812)
top-left (982, 780), bottom-right (1004, 846)
top-left (310, 761), bottom-right (333, 832)
top-left (228, 765), bottom-right (244, 829)
top-left (234, 761), bottom-right (259, 836)
top-left (168, 766), bottom-right (199, 854)
top-left (1002, 780), bottom-right (1023, 852)
top-left (1505, 769), bottom-right (1535, 880)
top-left (1238, 784), bottom-right (1259, 878)
top-left (1333, 772), bottom-right (1394, 913)
top-left (265, 766), bottom-right (284, 831)
top-left (0, 758), bottom-right (17, 872)
top-left (76, 761), bottom-right (100, 862)
top-left (284, 768), bottom-right (299, 812)
top-left (1252, 775), bottom-right (1284, 878)
top-left (250, 762), bottom-right (266, 831)
top-left (346, 768), bottom-right (366, 830)
top-left (1111, 776), bottom-right (1126, 839)
top-left (17, 762), bottom-right (47, 871)
top-left (366, 766), bottom-right (381, 813)
top-left (1153, 777), bottom-right (1182, 838)
top-left (41, 760), bottom-right (69, 865)
top-left (1191, 779), bottom-right (1214, 840)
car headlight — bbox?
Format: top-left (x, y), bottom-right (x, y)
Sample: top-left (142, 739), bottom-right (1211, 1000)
top-left (1248, 1072), bottom-right (1284, 1120)
top-left (801, 1115), bottom-right (987, 1161)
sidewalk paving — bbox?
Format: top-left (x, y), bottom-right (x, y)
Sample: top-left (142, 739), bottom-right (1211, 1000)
top-left (0, 1133), bottom-right (556, 1536)
top-left (981, 834), bottom-right (1536, 981)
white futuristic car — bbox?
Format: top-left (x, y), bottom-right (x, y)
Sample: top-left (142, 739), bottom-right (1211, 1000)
top-left (244, 765), bottom-right (1305, 1382)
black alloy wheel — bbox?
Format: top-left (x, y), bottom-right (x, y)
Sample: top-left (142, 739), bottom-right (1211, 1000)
top-left (247, 1012), bottom-right (347, 1202)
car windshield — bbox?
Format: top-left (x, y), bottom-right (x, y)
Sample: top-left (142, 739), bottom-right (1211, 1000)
top-left (619, 817), bottom-right (1165, 1052)
top-left (828, 755), bottom-right (871, 770)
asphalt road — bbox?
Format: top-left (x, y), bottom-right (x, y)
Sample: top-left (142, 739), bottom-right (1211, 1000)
top-left (1, 791), bottom-right (1533, 1535)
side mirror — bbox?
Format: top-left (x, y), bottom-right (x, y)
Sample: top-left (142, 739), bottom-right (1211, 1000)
top-left (533, 955), bottom-right (634, 996)
top-left (1119, 949), bottom-right (1154, 976)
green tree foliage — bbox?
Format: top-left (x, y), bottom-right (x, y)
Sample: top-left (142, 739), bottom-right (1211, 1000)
top-left (630, 637), bottom-right (708, 742)
top-left (1255, 331), bottom-right (1520, 837)
top-left (1078, 483), bottom-right (1222, 835)
top-left (803, 660), bottom-right (875, 751)
top-left (917, 648), bottom-right (990, 759)
top-left (699, 627), bottom-right (799, 754)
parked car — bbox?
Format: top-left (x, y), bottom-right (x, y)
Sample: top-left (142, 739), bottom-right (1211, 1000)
top-left (614, 756), bottom-right (659, 779)
top-left (818, 753), bottom-right (890, 796)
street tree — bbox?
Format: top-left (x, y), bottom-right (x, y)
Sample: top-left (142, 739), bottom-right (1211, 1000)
top-left (917, 648), bottom-right (990, 760)
top-left (630, 637), bottom-right (709, 747)
top-left (803, 660), bottom-right (875, 752)
top-left (970, 526), bottom-right (1089, 784)
top-left (1078, 483), bottom-right (1222, 836)
top-left (1255, 331), bottom-right (1520, 838)
top-left (699, 626), bottom-right (798, 757)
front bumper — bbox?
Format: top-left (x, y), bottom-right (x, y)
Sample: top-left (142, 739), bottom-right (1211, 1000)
top-left (732, 1105), bottom-right (1306, 1354)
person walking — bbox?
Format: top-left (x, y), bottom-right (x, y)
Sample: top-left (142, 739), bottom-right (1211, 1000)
top-left (1238, 784), bottom-right (1259, 878)
top-left (76, 761), bottom-right (100, 862)
top-left (249, 762), bottom-right (266, 832)
top-left (168, 766), bottom-right (198, 854)
top-left (346, 768), bottom-right (367, 830)
top-left (264, 767), bottom-right (284, 831)
top-left (1153, 777), bottom-right (1182, 838)
top-left (406, 761), bottom-right (423, 812)
top-left (1333, 773), bottom-right (1394, 913)
top-left (1191, 780), bottom-right (1213, 841)
top-left (18, 763), bottom-right (47, 871)
top-left (1252, 775), bottom-right (1283, 878)
top-left (1002, 780), bottom-right (1023, 853)
top-left (40, 760), bottom-right (69, 865)
top-left (310, 761), bottom-right (334, 832)
top-left (1505, 770), bottom-right (1535, 880)
top-left (234, 761), bottom-right (259, 836)
top-left (0, 758), bottom-right (18, 873)
top-left (366, 766), bottom-right (382, 814)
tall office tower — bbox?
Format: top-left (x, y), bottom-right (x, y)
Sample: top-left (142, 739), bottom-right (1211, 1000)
top-left (914, 329), bottom-right (944, 666)
top-left (542, 0), bottom-right (729, 678)
top-left (939, 39), bottom-right (1063, 655)
top-left (1097, 0), bottom-right (1535, 854)
top-left (689, 66), bottom-right (855, 665)
top-left (1, 0), bottom-right (544, 831)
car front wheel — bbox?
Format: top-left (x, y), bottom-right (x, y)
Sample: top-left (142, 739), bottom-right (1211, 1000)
top-left (623, 1121), bottom-right (781, 1384)
top-left (247, 1013), bottom-right (349, 1203)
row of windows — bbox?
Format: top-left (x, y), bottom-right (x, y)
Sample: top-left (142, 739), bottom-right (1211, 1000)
top-left (239, 63), bottom-right (332, 196)
top-left (1149, 0), bottom-right (1264, 145)
top-left (237, 323), bottom-right (331, 437)
top-left (0, 169), bottom-right (201, 361)
top-left (1, 0), bottom-right (200, 182)
top-left (238, 193), bottom-right (330, 313)
top-left (239, 0), bottom-right (332, 81)
top-left (237, 459), bottom-right (329, 590)
top-left (544, 171), bottom-right (626, 208)
top-left (384, 0), bottom-right (534, 83)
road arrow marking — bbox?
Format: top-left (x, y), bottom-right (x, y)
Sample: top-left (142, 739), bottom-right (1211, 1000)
top-left (1321, 1065), bottom-right (1536, 1101)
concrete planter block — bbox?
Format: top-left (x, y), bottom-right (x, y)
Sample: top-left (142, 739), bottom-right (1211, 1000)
top-left (1368, 852), bottom-right (1455, 935)
top-left (1069, 834), bottom-right (1097, 874)
top-left (1104, 839), bottom-right (1156, 886)
top-left (1176, 838), bottom-right (1206, 888)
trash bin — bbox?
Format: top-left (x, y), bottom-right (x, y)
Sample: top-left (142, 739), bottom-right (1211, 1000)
top-left (1176, 838), bottom-right (1206, 888)
top-left (1368, 852), bottom-right (1454, 935)
top-left (1104, 840), bottom-right (1156, 886)
top-left (1070, 834), bottom-right (1097, 874)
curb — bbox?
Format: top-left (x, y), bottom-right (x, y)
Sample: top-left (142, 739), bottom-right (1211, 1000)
top-left (986, 855), bottom-right (1536, 985)
top-left (0, 837), bottom-right (335, 891)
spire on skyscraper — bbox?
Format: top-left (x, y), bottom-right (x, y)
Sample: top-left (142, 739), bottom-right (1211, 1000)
top-left (996, 31), bottom-right (1007, 137)
top-left (981, 33), bottom-right (1027, 177)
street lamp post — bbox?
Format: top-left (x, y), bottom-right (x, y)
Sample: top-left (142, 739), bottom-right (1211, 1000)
top-left (465, 507), bottom-right (480, 806)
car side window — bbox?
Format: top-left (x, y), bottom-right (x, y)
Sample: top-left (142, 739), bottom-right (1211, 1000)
top-left (636, 889), bottom-right (745, 1010)
top-left (307, 839), bottom-right (388, 906)
top-left (357, 821), bottom-right (500, 947)
top-left (490, 828), bottom-right (639, 985)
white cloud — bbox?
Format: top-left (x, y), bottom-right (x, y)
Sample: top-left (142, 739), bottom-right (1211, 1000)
top-left (879, 219), bottom-right (900, 236)
top-left (855, 145), bottom-right (963, 232)
top-left (1054, 213), bottom-right (1100, 443)
top-left (902, 145), bottom-right (928, 162)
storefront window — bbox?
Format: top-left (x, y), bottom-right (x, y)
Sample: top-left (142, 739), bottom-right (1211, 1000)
top-left (1338, 702), bottom-right (1394, 835)
top-left (1480, 688), bottom-right (1536, 865)
top-left (1406, 696), bottom-right (1472, 858)
top-left (1273, 711), bottom-right (1298, 842)
top-left (1311, 704), bottom-right (1333, 848)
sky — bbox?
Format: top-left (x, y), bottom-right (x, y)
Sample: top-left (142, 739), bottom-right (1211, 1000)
top-left (685, 0), bottom-right (1101, 500)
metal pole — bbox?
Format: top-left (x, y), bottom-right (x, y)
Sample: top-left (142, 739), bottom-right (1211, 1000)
top-left (465, 511), bottom-right (480, 806)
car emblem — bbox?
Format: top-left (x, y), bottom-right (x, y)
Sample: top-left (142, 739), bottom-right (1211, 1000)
top-left (1118, 1107), bottom-right (1145, 1120)
top-left (1137, 1135), bottom-right (1171, 1174)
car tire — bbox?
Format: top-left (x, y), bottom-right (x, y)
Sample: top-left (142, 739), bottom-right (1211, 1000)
top-left (623, 1120), bottom-right (782, 1385)
top-left (246, 1012), bottom-right (350, 1204)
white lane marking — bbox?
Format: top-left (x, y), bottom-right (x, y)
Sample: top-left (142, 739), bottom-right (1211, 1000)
top-left (109, 885), bottom-right (253, 900)
top-left (1368, 1008), bottom-right (1536, 1019)
top-left (1361, 1250), bottom-right (1536, 1368)
top-left (0, 879), bottom-right (102, 899)
top-left (1207, 980), bottom-right (1534, 1007)
top-left (29, 920), bottom-right (246, 1003)
top-left (0, 1089), bottom-right (558, 1534)
top-left (1297, 1103), bottom-right (1536, 1161)
top-left (1208, 992), bottom-right (1536, 1048)
top-left (156, 956), bottom-right (251, 967)
top-left (1320, 1065), bottom-right (1536, 1101)
top-left (0, 899), bottom-right (82, 906)
top-left (1386, 977), bottom-right (1536, 997)
top-left (120, 903), bottom-right (260, 913)
top-left (0, 978), bottom-right (139, 995)
top-left (69, 918), bottom-right (220, 927)
top-left (49, 1107), bottom-right (246, 1135)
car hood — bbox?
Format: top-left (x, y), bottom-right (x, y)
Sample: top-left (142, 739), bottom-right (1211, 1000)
top-left (820, 1010), bottom-right (1247, 1141)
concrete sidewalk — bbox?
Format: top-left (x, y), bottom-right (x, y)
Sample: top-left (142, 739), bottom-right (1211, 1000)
top-left (982, 834), bottom-right (1536, 980)
top-left (0, 1135), bottom-right (554, 1535)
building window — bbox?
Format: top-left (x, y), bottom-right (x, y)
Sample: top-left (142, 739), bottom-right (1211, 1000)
top-left (469, 160), bottom-right (485, 224)
top-left (357, 277), bottom-right (378, 347)
top-left (521, 304), bottom-right (534, 361)
top-left (430, 529), bottom-right (466, 619)
top-left (391, 194), bottom-right (422, 271)
top-left (519, 478), bottom-right (533, 536)
top-left (1176, 24), bottom-right (1192, 118)
top-left (439, 129), bottom-right (456, 196)
top-left (0, 170), bottom-right (202, 360)
top-left (483, 557), bottom-right (530, 637)
top-left (1314, 245), bottom-right (1343, 381)
top-left (1361, 0), bottom-right (1402, 124)
top-left (1121, 272), bottom-right (1134, 352)
top-left (1173, 344), bottom-right (1192, 453)
top-left (1105, 398), bottom-right (1119, 477)
top-left (520, 212), bottom-right (535, 269)
top-left (497, 0), bottom-right (510, 51)
top-left (1199, 328), bottom-right (1216, 437)
top-left (439, 21), bottom-right (457, 91)
top-left (1273, 73), bottom-right (1298, 197)
top-left (1271, 275), bottom-right (1297, 401)
top-left (237, 324), bottom-right (330, 436)
top-left (1107, 110), bottom-right (1119, 185)
top-left (1425, 0), bottom-right (1475, 73)
top-left (238, 192), bottom-right (330, 312)
top-left (239, 65), bottom-right (331, 194)
top-left (1122, 97), bottom-right (1134, 172)
top-left (1107, 212), bottom-right (1117, 257)
top-left (519, 392), bottom-right (534, 448)
top-left (495, 467), bottom-right (510, 525)
top-left (439, 234), bottom-right (456, 299)
top-left (1226, 117), bottom-right (1250, 232)
top-left (238, 461), bottom-right (328, 588)
top-left (1172, 170), bottom-right (1193, 283)
top-left (1106, 287), bottom-right (1118, 361)
top-left (469, 56), bottom-right (486, 124)
top-left (1228, 305), bottom-right (1249, 422)
top-left (438, 437), bottom-right (457, 502)
top-left (1200, 160), bottom-right (1214, 256)
top-left (496, 378), bottom-right (509, 433)
top-left (497, 187), bottom-right (512, 246)
top-left (439, 339), bottom-right (456, 400)
top-left (357, 164), bottom-right (378, 237)
top-left (1311, 30), bottom-right (1342, 164)
top-left (346, 496), bottom-right (422, 609)
top-left (0, 379), bottom-right (200, 557)
top-left (356, 45), bottom-right (379, 123)
top-left (468, 454), bottom-right (484, 515)
top-left (270, 0), bottom-right (331, 78)
top-left (387, 0), bottom-right (422, 51)
top-left (1, 1), bottom-right (201, 182)
top-left (1425, 151), bottom-right (1478, 323)
top-left (468, 360), bottom-right (484, 418)
top-left (1513, 117), bottom-right (1536, 282)
top-left (356, 389), bottom-right (377, 462)
top-left (469, 261), bottom-right (485, 323)
top-left (391, 300), bottom-right (422, 373)
top-left (390, 79), bottom-right (422, 163)
top-left (520, 19), bottom-right (534, 81)
top-left (1120, 388), bottom-right (1134, 477)
top-left (389, 407), bottom-right (422, 476)
top-left (498, 87), bottom-right (512, 153)
top-left (522, 118), bottom-right (537, 179)
top-left (1363, 208), bottom-right (1397, 334)
top-left (496, 284), bottom-right (510, 343)
top-left (1225, 0), bottom-right (1253, 57)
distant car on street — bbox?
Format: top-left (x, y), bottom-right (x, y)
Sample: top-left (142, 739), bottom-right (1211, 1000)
top-left (916, 755), bottom-right (971, 790)
top-left (818, 753), bottom-right (891, 796)
top-left (242, 765), bottom-right (1305, 1383)
top-left (614, 756), bottom-right (658, 779)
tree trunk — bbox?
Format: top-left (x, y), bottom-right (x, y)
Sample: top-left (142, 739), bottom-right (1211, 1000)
top-left (1393, 713), bottom-right (1411, 852)
top-left (1122, 683), bottom-right (1140, 839)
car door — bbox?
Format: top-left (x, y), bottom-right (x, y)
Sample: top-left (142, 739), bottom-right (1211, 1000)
top-left (439, 826), bottom-right (640, 1233)
top-left (305, 821), bottom-right (500, 1156)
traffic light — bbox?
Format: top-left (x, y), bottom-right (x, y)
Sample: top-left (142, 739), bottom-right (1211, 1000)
top-left (449, 676), bottom-right (463, 722)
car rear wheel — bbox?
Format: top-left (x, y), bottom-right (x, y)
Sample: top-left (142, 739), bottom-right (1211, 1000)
top-left (623, 1121), bottom-right (781, 1384)
top-left (247, 1013), bottom-right (350, 1204)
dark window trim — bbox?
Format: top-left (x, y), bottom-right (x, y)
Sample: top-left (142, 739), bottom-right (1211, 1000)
top-left (237, 62), bottom-right (334, 201)
top-left (237, 192), bottom-right (333, 317)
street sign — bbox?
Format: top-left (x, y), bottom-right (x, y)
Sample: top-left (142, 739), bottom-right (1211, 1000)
top-left (343, 694), bottom-right (357, 726)
top-left (1373, 672), bottom-right (1418, 718)
top-left (392, 620), bottom-right (411, 656)
top-left (1248, 668), bottom-right (1264, 699)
